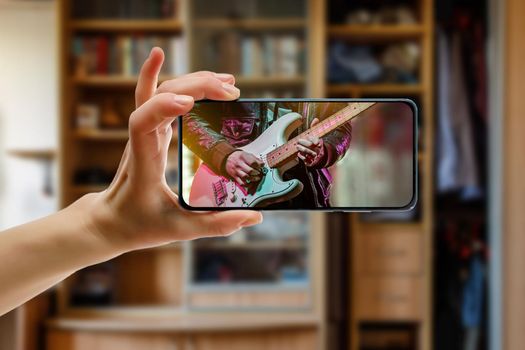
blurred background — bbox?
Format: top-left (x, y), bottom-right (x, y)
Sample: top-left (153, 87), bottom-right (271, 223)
top-left (0, 0), bottom-right (522, 349)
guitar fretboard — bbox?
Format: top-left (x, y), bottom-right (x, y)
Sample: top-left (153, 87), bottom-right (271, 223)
top-left (266, 102), bottom-right (376, 168)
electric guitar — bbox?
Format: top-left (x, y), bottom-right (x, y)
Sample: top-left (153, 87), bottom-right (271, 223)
top-left (188, 102), bottom-right (376, 208)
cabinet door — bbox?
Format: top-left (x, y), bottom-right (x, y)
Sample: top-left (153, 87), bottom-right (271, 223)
top-left (187, 330), bottom-right (318, 350)
top-left (47, 330), bottom-right (181, 350)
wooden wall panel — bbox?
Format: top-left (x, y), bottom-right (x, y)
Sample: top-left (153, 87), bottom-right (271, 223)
top-left (503, 0), bottom-right (525, 349)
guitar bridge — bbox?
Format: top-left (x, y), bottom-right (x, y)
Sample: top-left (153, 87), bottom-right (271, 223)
top-left (212, 180), bottom-right (228, 206)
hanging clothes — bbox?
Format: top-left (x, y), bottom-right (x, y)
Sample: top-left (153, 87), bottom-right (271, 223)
top-left (461, 255), bottom-right (485, 350)
top-left (436, 30), bottom-right (482, 199)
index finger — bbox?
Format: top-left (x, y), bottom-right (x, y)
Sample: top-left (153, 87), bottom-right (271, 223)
top-left (135, 47), bottom-right (164, 108)
top-left (157, 72), bottom-right (240, 101)
top-left (243, 153), bottom-right (264, 168)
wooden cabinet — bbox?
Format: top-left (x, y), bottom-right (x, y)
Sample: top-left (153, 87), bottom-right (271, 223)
top-left (351, 222), bottom-right (430, 348)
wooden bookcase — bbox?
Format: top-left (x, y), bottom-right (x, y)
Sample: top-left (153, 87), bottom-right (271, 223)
top-left (322, 0), bottom-right (434, 349)
top-left (51, 0), bottom-right (327, 349)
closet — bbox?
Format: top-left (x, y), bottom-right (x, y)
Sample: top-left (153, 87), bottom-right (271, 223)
top-left (434, 0), bottom-right (489, 349)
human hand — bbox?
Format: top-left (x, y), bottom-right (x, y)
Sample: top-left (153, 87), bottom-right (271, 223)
top-left (78, 47), bottom-right (263, 254)
top-left (297, 118), bottom-right (325, 167)
top-left (225, 150), bottom-right (265, 187)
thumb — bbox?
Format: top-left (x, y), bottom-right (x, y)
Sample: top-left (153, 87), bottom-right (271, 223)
top-left (310, 118), bottom-right (320, 128)
top-left (184, 210), bottom-right (263, 238)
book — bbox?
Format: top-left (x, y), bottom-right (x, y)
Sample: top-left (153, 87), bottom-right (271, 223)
top-left (263, 35), bottom-right (276, 76)
top-left (241, 37), bottom-right (254, 76)
top-left (121, 37), bottom-right (133, 76)
top-left (278, 36), bottom-right (299, 76)
top-left (96, 37), bottom-right (109, 75)
top-left (173, 36), bottom-right (188, 75)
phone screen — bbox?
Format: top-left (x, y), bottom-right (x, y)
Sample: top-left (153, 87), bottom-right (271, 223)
top-left (178, 99), bottom-right (417, 211)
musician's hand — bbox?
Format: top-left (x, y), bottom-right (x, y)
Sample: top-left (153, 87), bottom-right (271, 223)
top-left (225, 151), bottom-right (265, 187)
top-left (76, 47), bottom-right (262, 255)
top-left (297, 118), bottom-right (325, 167)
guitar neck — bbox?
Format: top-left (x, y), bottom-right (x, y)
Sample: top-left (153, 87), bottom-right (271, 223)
top-left (267, 102), bottom-right (376, 168)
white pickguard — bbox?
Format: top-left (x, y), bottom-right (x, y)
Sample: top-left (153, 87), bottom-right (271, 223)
top-left (189, 112), bottom-right (304, 208)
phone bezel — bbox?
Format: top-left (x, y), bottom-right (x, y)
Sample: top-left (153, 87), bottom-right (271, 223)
top-left (178, 98), bottom-right (418, 212)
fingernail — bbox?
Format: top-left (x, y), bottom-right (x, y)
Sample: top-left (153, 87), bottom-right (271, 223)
top-left (214, 73), bottom-right (235, 82)
top-left (149, 47), bottom-right (159, 59)
top-left (174, 95), bottom-right (193, 105)
top-left (222, 82), bottom-right (240, 96)
top-left (240, 214), bottom-right (263, 227)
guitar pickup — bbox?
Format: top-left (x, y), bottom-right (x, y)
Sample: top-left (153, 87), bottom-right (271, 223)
top-left (212, 180), bottom-right (228, 206)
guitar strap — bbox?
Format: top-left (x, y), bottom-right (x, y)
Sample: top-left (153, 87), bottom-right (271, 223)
top-left (258, 102), bottom-right (278, 134)
top-left (272, 102), bottom-right (279, 123)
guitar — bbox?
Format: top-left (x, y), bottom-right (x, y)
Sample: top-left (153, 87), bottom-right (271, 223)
top-left (188, 102), bottom-right (376, 208)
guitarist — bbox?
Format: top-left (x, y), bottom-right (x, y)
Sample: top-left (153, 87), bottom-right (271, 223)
top-left (182, 101), bottom-right (352, 208)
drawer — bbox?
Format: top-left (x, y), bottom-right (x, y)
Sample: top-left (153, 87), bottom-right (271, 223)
top-left (354, 276), bottom-right (423, 321)
top-left (355, 230), bottom-right (423, 276)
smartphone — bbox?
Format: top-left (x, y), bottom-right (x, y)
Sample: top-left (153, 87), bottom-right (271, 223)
top-left (178, 98), bottom-right (417, 211)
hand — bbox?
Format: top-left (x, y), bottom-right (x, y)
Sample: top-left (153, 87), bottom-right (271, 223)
top-left (225, 151), bottom-right (265, 187)
top-left (78, 47), bottom-right (263, 253)
top-left (297, 118), bottom-right (325, 167)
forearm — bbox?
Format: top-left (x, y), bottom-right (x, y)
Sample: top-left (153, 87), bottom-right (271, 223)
top-left (0, 194), bottom-right (119, 316)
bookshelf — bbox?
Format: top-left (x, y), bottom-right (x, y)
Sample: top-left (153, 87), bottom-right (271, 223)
top-left (51, 0), bottom-right (327, 350)
top-left (324, 0), bottom-right (434, 349)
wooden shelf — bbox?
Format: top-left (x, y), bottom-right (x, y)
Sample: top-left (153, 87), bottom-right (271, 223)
top-left (46, 312), bottom-right (319, 332)
top-left (71, 184), bottom-right (178, 196)
top-left (328, 24), bottom-right (425, 39)
top-left (72, 75), bottom-right (305, 88)
top-left (327, 83), bottom-right (423, 96)
top-left (70, 19), bottom-right (183, 32)
top-left (193, 18), bottom-right (306, 30)
top-left (75, 129), bottom-right (129, 141)
top-left (356, 222), bottom-right (423, 233)
top-left (7, 148), bottom-right (56, 160)
top-left (72, 75), bottom-right (175, 87)
top-left (195, 241), bottom-right (307, 251)
top-left (236, 76), bottom-right (306, 87)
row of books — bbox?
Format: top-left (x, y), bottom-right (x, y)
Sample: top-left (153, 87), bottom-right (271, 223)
top-left (72, 35), bottom-right (188, 77)
top-left (208, 33), bottom-right (305, 77)
top-left (72, 0), bottom-right (178, 19)
top-left (242, 36), bottom-right (304, 77)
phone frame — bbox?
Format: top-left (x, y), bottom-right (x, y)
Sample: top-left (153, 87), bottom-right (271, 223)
top-left (178, 98), bottom-right (418, 212)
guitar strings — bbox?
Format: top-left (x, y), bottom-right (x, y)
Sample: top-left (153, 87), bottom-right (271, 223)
top-left (265, 103), bottom-right (375, 167)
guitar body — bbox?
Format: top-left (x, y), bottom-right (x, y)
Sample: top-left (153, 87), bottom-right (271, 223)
top-left (188, 112), bottom-right (304, 208)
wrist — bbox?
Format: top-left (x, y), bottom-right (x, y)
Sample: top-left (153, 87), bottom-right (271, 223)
top-left (70, 192), bottom-right (129, 262)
